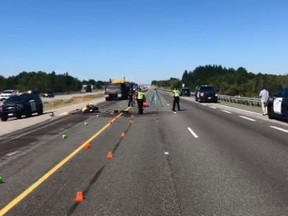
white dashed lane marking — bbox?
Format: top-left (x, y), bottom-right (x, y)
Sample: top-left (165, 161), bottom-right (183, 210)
top-left (221, 110), bottom-right (232, 114)
top-left (6, 151), bottom-right (20, 157)
top-left (239, 115), bottom-right (256, 122)
top-left (270, 126), bottom-right (288, 134)
top-left (187, 127), bottom-right (199, 138)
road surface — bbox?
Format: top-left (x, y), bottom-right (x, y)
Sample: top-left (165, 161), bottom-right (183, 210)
top-left (1, 89), bottom-right (288, 215)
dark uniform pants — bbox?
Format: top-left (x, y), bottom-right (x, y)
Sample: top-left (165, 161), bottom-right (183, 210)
top-left (137, 99), bottom-right (144, 114)
top-left (173, 96), bottom-right (180, 111)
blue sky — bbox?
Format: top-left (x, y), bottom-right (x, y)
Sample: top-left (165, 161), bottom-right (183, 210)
top-left (0, 0), bottom-right (287, 84)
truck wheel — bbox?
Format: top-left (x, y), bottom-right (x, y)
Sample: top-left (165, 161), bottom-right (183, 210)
top-left (267, 106), bottom-right (275, 119)
top-left (38, 105), bottom-right (43, 115)
top-left (26, 108), bottom-right (32, 118)
top-left (16, 113), bottom-right (22, 119)
top-left (1, 116), bottom-right (8, 121)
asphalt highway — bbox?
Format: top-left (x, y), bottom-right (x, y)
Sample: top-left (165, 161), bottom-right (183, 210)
top-left (1, 89), bottom-right (288, 215)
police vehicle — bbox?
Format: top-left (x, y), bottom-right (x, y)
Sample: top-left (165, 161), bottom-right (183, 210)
top-left (0, 92), bottom-right (43, 121)
top-left (195, 85), bottom-right (218, 102)
top-left (267, 88), bottom-right (288, 120)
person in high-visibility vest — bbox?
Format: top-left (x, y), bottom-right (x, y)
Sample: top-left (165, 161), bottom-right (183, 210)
top-left (137, 87), bottom-right (146, 114)
top-left (172, 88), bottom-right (181, 111)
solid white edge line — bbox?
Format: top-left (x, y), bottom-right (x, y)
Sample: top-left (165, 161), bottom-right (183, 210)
top-left (270, 126), bottom-right (288, 133)
top-left (239, 115), bottom-right (256, 122)
top-left (221, 110), bottom-right (232, 114)
top-left (187, 127), bottom-right (199, 138)
top-left (217, 104), bottom-right (261, 115)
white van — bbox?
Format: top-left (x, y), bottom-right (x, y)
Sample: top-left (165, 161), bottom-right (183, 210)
top-left (0, 89), bottom-right (17, 101)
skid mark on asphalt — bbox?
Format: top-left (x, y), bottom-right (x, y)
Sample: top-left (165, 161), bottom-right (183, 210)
top-left (67, 165), bottom-right (105, 216)
top-left (67, 114), bottom-right (134, 215)
top-left (0, 112), bottom-right (124, 216)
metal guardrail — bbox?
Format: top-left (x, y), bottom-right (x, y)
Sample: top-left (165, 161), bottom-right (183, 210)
top-left (157, 88), bottom-right (261, 107)
top-left (218, 95), bottom-right (261, 107)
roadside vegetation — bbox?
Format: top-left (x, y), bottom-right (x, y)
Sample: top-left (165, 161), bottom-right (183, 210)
top-left (152, 65), bottom-right (288, 97)
top-left (0, 71), bottom-right (106, 93)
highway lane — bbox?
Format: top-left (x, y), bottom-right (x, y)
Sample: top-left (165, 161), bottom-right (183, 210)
top-left (1, 89), bottom-right (288, 215)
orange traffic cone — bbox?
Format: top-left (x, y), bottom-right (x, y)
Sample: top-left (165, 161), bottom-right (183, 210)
top-left (85, 143), bottom-right (92, 149)
top-left (121, 132), bottom-right (126, 138)
top-left (75, 191), bottom-right (85, 202)
top-left (131, 114), bottom-right (134, 119)
top-left (129, 119), bottom-right (133, 125)
top-left (107, 151), bottom-right (113, 159)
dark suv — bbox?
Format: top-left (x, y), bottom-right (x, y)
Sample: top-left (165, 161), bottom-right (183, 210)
top-left (42, 91), bottom-right (54, 98)
top-left (0, 92), bottom-right (43, 121)
top-left (195, 85), bottom-right (218, 102)
top-left (180, 87), bottom-right (191, 96)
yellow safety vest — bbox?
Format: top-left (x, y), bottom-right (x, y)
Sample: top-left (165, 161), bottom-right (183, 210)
top-left (137, 91), bottom-right (145, 100)
top-left (173, 89), bottom-right (180, 97)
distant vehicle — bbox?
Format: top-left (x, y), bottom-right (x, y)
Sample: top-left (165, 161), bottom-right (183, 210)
top-left (195, 85), bottom-right (218, 102)
top-left (0, 92), bottom-right (43, 121)
top-left (81, 84), bottom-right (92, 93)
top-left (0, 89), bottom-right (17, 101)
top-left (267, 88), bottom-right (288, 120)
top-left (180, 87), bottom-right (191, 96)
top-left (104, 82), bottom-right (129, 101)
top-left (42, 91), bottom-right (54, 98)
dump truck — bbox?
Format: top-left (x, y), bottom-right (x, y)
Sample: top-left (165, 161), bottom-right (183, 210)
top-left (104, 79), bottom-right (130, 101)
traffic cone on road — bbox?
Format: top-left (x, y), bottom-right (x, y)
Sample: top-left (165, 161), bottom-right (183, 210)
top-left (75, 191), bottom-right (85, 202)
top-left (121, 132), bottom-right (126, 138)
top-left (107, 151), bottom-right (113, 159)
top-left (85, 143), bottom-right (92, 149)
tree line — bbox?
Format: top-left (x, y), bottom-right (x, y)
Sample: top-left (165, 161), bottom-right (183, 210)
top-left (152, 65), bottom-right (288, 97)
top-left (0, 71), bottom-right (106, 93)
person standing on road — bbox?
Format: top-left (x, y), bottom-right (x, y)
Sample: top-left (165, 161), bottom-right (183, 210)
top-left (259, 87), bottom-right (269, 115)
top-left (172, 88), bottom-right (181, 112)
top-left (128, 86), bottom-right (135, 107)
top-left (137, 87), bottom-right (146, 114)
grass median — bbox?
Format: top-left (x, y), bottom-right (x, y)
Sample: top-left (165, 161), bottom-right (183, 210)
top-left (43, 93), bottom-right (104, 110)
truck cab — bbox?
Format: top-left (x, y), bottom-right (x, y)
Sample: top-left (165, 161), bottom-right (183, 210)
top-left (104, 81), bottom-right (129, 101)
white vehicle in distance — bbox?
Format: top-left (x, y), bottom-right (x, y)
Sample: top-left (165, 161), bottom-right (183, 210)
top-left (0, 89), bottom-right (18, 101)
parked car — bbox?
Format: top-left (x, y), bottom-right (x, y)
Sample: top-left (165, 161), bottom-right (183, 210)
top-left (267, 88), bottom-right (288, 120)
top-left (0, 89), bottom-right (17, 101)
top-left (180, 87), bottom-right (191, 96)
top-left (0, 92), bottom-right (43, 121)
top-left (42, 91), bottom-right (54, 98)
top-left (195, 85), bottom-right (218, 102)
